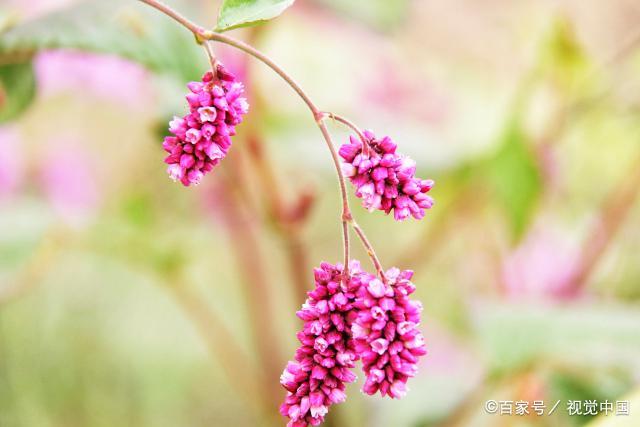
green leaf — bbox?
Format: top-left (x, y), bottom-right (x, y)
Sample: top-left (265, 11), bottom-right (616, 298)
top-left (487, 119), bottom-right (542, 241)
top-left (0, 0), bottom-right (208, 122)
top-left (215, 0), bottom-right (295, 32)
top-left (0, 0), bottom-right (205, 83)
top-left (0, 61), bottom-right (36, 123)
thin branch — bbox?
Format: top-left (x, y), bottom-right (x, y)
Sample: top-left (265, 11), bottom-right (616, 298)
top-left (342, 219), bottom-right (351, 275)
top-left (351, 220), bottom-right (385, 280)
top-left (317, 121), bottom-right (352, 275)
top-left (325, 112), bottom-right (367, 143)
top-left (203, 41), bottom-right (218, 70)
top-left (138, 0), bottom-right (205, 36)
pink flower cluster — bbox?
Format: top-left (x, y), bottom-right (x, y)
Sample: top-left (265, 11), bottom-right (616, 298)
top-left (280, 262), bottom-right (360, 427)
top-left (351, 267), bottom-right (427, 398)
top-left (163, 64), bottom-right (248, 186)
top-left (339, 130), bottom-right (434, 221)
top-left (281, 261), bottom-right (427, 426)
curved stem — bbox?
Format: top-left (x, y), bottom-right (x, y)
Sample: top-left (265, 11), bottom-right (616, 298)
top-left (351, 220), bottom-right (385, 280)
top-left (324, 112), bottom-right (373, 156)
top-left (315, 120), bottom-right (351, 277)
top-left (138, 0), bottom-right (317, 112)
top-left (325, 112), bottom-right (367, 143)
top-left (206, 33), bottom-right (319, 116)
top-left (138, 0), bottom-right (387, 279)
top-left (138, 0), bottom-right (204, 36)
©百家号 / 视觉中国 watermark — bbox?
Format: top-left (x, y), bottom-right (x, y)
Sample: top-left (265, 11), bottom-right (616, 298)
top-left (484, 399), bottom-right (630, 416)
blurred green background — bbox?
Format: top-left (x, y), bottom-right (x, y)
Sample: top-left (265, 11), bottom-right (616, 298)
top-left (1, 0), bottom-right (640, 426)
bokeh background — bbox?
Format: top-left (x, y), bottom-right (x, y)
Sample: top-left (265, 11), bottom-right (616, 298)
top-left (1, 0), bottom-right (640, 426)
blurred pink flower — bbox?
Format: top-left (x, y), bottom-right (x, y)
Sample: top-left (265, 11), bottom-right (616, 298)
top-left (362, 59), bottom-right (451, 125)
top-left (39, 140), bottom-right (100, 225)
top-left (422, 326), bottom-right (480, 376)
top-left (0, 126), bottom-right (24, 201)
top-left (502, 224), bottom-right (578, 299)
top-left (34, 50), bottom-right (153, 109)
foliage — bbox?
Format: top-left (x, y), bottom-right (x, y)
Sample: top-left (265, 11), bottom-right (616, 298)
top-left (488, 118), bottom-right (542, 241)
top-left (215, 0), bottom-right (295, 32)
top-left (0, 61), bottom-right (35, 123)
top-left (0, 0), bottom-right (206, 121)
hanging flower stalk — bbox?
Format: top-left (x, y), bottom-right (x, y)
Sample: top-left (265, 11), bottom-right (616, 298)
top-left (140, 1), bottom-right (435, 425)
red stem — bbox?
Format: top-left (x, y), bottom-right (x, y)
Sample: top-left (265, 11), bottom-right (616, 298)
top-left (325, 113), bottom-right (366, 141)
top-left (352, 220), bottom-right (386, 280)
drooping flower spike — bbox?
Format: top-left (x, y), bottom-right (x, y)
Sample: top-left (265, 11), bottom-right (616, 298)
top-left (163, 63), bottom-right (249, 186)
top-left (351, 267), bottom-right (427, 398)
top-left (281, 261), bottom-right (428, 426)
top-left (339, 130), bottom-right (434, 221)
top-left (280, 261), bottom-right (362, 427)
